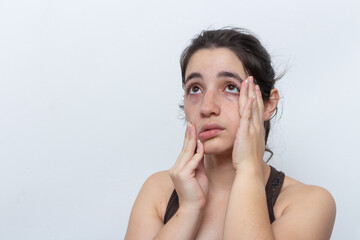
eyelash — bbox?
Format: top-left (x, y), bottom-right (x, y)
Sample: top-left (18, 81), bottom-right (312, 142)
top-left (185, 81), bottom-right (240, 95)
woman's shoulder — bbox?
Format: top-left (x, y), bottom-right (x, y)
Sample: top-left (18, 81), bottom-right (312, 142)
top-left (145, 170), bottom-right (174, 193)
top-left (142, 170), bottom-right (174, 220)
top-left (275, 174), bottom-right (336, 221)
top-left (125, 170), bottom-right (174, 238)
top-left (281, 175), bottom-right (335, 203)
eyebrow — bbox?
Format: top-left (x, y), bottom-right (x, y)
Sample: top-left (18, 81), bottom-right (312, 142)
top-left (218, 71), bottom-right (244, 83)
top-left (184, 71), bottom-right (244, 85)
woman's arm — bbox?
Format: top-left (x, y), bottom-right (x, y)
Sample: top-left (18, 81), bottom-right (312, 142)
top-left (153, 205), bottom-right (205, 240)
top-left (124, 171), bottom-right (205, 240)
top-left (125, 122), bottom-right (209, 240)
top-left (224, 167), bottom-right (336, 240)
top-left (223, 76), bottom-right (274, 239)
top-left (223, 77), bottom-right (336, 239)
top-left (223, 165), bottom-right (275, 239)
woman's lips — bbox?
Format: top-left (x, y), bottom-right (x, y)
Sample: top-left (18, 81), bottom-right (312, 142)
top-left (198, 129), bottom-right (224, 141)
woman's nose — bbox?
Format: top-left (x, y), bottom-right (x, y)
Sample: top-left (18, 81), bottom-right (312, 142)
top-left (200, 90), bottom-right (220, 117)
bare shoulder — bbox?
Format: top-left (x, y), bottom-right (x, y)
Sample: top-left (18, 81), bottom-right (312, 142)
top-left (124, 170), bottom-right (174, 239)
top-left (145, 170), bottom-right (174, 195)
top-left (273, 175), bottom-right (336, 239)
top-left (143, 170), bottom-right (173, 191)
top-left (142, 170), bottom-right (175, 220)
top-left (277, 175), bottom-right (336, 212)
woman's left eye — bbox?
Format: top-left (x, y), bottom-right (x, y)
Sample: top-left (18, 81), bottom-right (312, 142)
top-left (225, 83), bottom-right (240, 94)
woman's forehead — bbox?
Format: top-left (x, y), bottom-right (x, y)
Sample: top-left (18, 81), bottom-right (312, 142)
top-left (185, 48), bottom-right (246, 80)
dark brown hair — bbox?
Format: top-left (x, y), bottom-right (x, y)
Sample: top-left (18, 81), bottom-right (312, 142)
top-left (179, 27), bottom-right (283, 161)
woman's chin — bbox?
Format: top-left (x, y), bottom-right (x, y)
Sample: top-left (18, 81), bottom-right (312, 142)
top-left (202, 139), bottom-right (232, 155)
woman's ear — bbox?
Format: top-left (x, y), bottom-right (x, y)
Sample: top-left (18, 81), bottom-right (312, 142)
top-left (264, 88), bottom-right (279, 121)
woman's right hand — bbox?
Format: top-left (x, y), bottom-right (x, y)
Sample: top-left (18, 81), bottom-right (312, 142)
top-left (169, 122), bottom-right (209, 211)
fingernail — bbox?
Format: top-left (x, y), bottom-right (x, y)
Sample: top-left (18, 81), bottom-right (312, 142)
top-left (245, 80), bottom-right (249, 88)
top-left (197, 139), bottom-right (201, 147)
top-left (255, 85), bottom-right (260, 91)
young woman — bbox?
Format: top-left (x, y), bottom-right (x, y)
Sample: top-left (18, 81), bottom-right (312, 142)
top-left (125, 28), bottom-right (336, 240)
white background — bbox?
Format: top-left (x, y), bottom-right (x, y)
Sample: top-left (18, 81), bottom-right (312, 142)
top-left (0, 0), bottom-right (359, 239)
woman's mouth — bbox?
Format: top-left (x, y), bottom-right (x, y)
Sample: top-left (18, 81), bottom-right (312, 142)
top-left (198, 129), bottom-right (224, 141)
top-left (198, 123), bottom-right (225, 141)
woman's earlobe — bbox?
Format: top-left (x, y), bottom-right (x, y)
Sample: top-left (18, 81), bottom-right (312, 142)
top-left (264, 88), bottom-right (279, 121)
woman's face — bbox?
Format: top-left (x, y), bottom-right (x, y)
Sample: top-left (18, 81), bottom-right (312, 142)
top-left (184, 47), bottom-right (248, 154)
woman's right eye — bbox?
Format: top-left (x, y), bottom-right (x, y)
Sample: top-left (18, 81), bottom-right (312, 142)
top-left (187, 84), bottom-right (202, 94)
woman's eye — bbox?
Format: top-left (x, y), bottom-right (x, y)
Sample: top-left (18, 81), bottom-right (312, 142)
top-left (226, 84), bottom-right (240, 94)
top-left (189, 85), bottom-right (201, 94)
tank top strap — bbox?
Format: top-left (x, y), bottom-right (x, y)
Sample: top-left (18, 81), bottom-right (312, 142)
top-left (163, 189), bottom-right (179, 224)
top-left (265, 165), bottom-right (285, 223)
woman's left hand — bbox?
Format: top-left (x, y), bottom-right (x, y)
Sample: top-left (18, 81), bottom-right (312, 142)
top-left (232, 76), bottom-right (266, 172)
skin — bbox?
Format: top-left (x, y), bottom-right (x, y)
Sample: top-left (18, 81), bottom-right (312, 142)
top-left (125, 48), bottom-right (336, 240)
top-left (183, 48), bottom-right (273, 195)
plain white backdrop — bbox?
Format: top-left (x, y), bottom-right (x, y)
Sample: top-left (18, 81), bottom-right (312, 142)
top-left (0, 0), bottom-right (359, 239)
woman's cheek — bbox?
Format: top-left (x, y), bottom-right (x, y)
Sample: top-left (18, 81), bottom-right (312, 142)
top-left (184, 95), bottom-right (201, 110)
top-left (224, 93), bottom-right (240, 104)
top-left (225, 94), bottom-right (241, 118)
top-left (184, 100), bottom-right (196, 122)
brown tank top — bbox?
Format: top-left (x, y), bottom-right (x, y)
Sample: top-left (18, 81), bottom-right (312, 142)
top-left (163, 165), bottom-right (285, 224)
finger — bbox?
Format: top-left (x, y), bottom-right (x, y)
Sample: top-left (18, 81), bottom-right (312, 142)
top-left (239, 96), bottom-right (255, 136)
top-left (172, 122), bottom-right (195, 170)
top-left (180, 122), bottom-right (192, 152)
top-left (177, 122), bottom-right (198, 170)
top-left (255, 84), bottom-right (265, 123)
top-left (249, 77), bottom-right (260, 127)
top-left (185, 139), bottom-right (204, 171)
top-left (239, 76), bottom-right (250, 117)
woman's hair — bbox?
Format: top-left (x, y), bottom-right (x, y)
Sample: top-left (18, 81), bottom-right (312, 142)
top-left (179, 27), bottom-right (283, 161)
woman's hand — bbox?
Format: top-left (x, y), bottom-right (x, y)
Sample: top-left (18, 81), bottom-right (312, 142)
top-left (169, 122), bottom-right (209, 211)
top-left (232, 76), bottom-right (266, 172)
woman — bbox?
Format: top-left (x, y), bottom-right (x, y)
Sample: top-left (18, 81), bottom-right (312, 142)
top-left (125, 28), bottom-right (336, 240)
